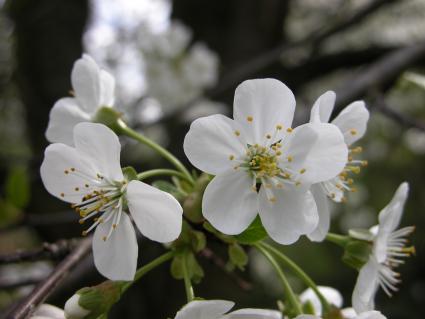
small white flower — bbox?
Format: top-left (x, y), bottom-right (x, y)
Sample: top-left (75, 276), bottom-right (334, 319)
top-left (352, 182), bottom-right (415, 313)
top-left (41, 122), bottom-right (183, 281)
top-left (30, 304), bottom-right (65, 319)
top-left (184, 79), bottom-right (348, 244)
top-left (308, 91), bottom-right (370, 242)
top-left (300, 286), bottom-right (343, 316)
top-left (46, 54), bottom-right (115, 145)
top-left (294, 310), bottom-right (386, 319)
top-left (174, 300), bottom-right (281, 319)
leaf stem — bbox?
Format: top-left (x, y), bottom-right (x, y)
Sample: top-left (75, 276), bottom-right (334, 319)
top-left (119, 124), bottom-right (194, 184)
top-left (182, 253), bottom-right (195, 302)
top-left (259, 242), bottom-right (331, 314)
top-left (254, 243), bottom-right (302, 315)
top-left (137, 169), bottom-right (194, 186)
top-left (122, 251), bottom-right (175, 292)
top-left (325, 232), bottom-right (350, 248)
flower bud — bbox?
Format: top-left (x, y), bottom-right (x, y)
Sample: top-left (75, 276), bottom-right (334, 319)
top-left (93, 106), bottom-right (126, 134)
top-left (64, 294), bottom-right (90, 319)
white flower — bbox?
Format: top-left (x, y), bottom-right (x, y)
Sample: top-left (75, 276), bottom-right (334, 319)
top-left (64, 294), bottom-right (90, 319)
top-left (174, 300), bottom-right (281, 319)
top-left (40, 122), bottom-right (182, 281)
top-left (46, 54), bottom-right (115, 145)
top-left (184, 79), bottom-right (348, 244)
top-left (294, 310), bottom-right (386, 319)
top-left (300, 286), bottom-right (343, 315)
top-left (352, 182), bottom-right (415, 313)
top-left (307, 91), bottom-right (369, 242)
top-left (30, 304), bottom-right (65, 319)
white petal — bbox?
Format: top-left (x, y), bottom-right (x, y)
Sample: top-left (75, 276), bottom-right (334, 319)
top-left (127, 180), bottom-right (182, 242)
top-left (309, 91), bottom-right (336, 123)
top-left (45, 98), bottom-right (91, 145)
top-left (374, 182), bottom-right (409, 263)
top-left (33, 304), bottom-right (65, 319)
top-left (340, 307), bottom-right (357, 319)
top-left (202, 170), bottom-right (258, 235)
top-left (300, 286), bottom-right (343, 315)
top-left (99, 69), bottom-right (115, 106)
top-left (175, 300), bottom-right (234, 319)
top-left (283, 123), bottom-right (348, 185)
top-left (71, 54), bottom-right (101, 113)
top-left (40, 143), bottom-right (96, 204)
top-left (355, 311), bottom-right (387, 319)
top-left (64, 295), bottom-right (90, 319)
top-left (183, 114), bottom-right (246, 175)
top-left (331, 101), bottom-right (369, 145)
top-left (224, 308), bottom-right (282, 319)
top-left (258, 186), bottom-right (318, 245)
top-left (73, 122), bottom-right (124, 181)
top-left (352, 258), bottom-right (379, 314)
top-left (293, 316), bottom-right (319, 319)
top-left (93, 213), bottom-right (138, 281)
top-left (307, 185), bottom-right (331, 242)
top-left (233, 79), bottom-right (295, 144)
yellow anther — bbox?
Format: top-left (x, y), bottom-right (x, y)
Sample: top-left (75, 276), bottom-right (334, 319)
top-left (348, 156), bottom-right (353, 162)
top-left (266, 134), bottom-right (271, 139)
top-left (287, 156), bottom-right (293, 162)
top-left (276, 151), bottom-right (282, 156)
top-left (350, 187), bottom-right (357, 193)
top-left (361, 160), bottom-right (368, 167)
top-left (350, 146), bottom-right (363, 153)
top-left (112, 224), bottom-right (117, 229)
top-left (85, 184), bottom-right (89, 188)
top-left (276, 183), bottom-right (283, 189)
top-left (251, 186), bottom-right (257, 192)
top-left (283, 173), bottom-right (291, 179)
top-left (233, 165), bottom-right (239, 170)
top-left (330, 193), bottom-right (336, 199)
top-left (299, 168), bottom-right (306, 174)
top-left (286, 128), bottom-right (293, 133)
top-left (349, 166), bottom-right (361, 174)
top-left (276, 124), bottom-right (283, 130)
top-left (350, 129), bottom-right (358, 135)
top-left (269, 197), bottom-right (277, 203)
top-left (229, 155), bottom-right (235, 160)
top-left (295, 181), bottom-right (301, 186)
top-left (75, 187), bottom-right (79, 191)
top-left (336, 184), bottom-right (343, 189)
top-left (82, 231), bottom-right (88, 236)
top-left (234, 130), bottom-right (241, 136)
top-left (79, 219), bottom-right (84, 224)
top-left (347, 178), bottom-right (354, 185)
top-left (64, 170), bottom-right (69, 175)
top-left (60, 192), bottom-right (65, 197)
top-left (247, 116), bottom-right (253, 122)
top-left (102, 236), bottom-right (107, 241)
top-left (71, 167), bottom-right (75, 172)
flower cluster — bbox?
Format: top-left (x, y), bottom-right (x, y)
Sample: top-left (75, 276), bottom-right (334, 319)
top-left (37, 54), bottom-right (415, 319)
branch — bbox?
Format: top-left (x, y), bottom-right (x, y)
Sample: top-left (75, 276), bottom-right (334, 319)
top-left (372, 94), bottom-right (425, 132)
top-left (334, 41), bottom-right (425, 111)
top-left (0, 239), bottom-right (79, 264)
top-left (200, 247), bottom-right (252, 291)
top-left (5, 237), bottom-right (92, 319)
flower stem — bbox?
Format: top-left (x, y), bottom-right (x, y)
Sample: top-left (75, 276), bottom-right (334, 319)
top-left (137, 169), bottom-right (194, 186)
top-left (325, 232), bottom-right (350, 248)
top-left (182, 253), bottom-right (195, 302)
top-left (259, 242), bottom-right (331, 314)
top-left (118, 124), bottom-right (194, 184)
top-left (122, 251), bottom-right (175, 292)
top-left (254, 243), bottom-right (302, 315)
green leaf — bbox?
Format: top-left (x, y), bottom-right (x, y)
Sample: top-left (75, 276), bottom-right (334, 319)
top-left (234, 216), bottom-right (267, 244)
top-left (228, 243), bottom-right (248, 271)
top-left (5, 166), bottom-right (30, 209)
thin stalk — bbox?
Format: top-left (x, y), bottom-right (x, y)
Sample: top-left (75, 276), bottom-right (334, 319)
top-left (325, 232), bottom-right (350, 248)
top-left (181, 253), bottom-right (195, 302)
top-left (122, 251), bottom-right (175, 292)
top-left (254, 243), bottom-right (302, 315)
top-left (137, 169), bottom-right (194, 186)
top-left (259, 242), bottom-right (331, 313)
top-left (119, 125), bottom-right (194, 184)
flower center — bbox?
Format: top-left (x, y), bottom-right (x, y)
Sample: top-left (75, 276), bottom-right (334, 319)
top-left (246, 144), bottom-right (281, 179)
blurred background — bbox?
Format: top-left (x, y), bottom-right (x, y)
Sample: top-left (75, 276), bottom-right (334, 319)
top-left (0, 0), bottom-right (424, 318)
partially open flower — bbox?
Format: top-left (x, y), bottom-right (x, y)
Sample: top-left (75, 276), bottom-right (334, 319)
top-left (41, 122), bottom-right (183, 280)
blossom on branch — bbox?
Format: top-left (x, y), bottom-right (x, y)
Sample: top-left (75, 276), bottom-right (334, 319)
top-left (184, 78), bottom-right (348, 244)
top-left (40, 122), bottom-right (182, 281)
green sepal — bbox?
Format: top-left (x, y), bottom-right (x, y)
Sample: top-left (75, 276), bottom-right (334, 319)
top-left (76, 280), bottom-right (124, 319)
top-left (170, 252), bottom-right (204, 284)
top-left (228, 243), bottom-right (248, 271)
top-left (122, 166), bottom-right (138, 182)
top-left (342, 240), bottom-right (373, 270)
top-left (152, 180), bottom-right (186, 201)
top-left (189, 230), bottom-right (206, 253)
top-left (183, 173), bottom-right (211, 223)
top-left (93, 106), bottom-right (126, 134)
top-left (302, 300), bottom-right (316, 315)
top-left (234, 216), bottom-right (267, 244)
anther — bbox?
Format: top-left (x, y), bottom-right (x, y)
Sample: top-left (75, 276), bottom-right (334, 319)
top-left (276, 124), bottom-right (283, 130)
top-left (350, 129), bottom-right (358, 135)
top-left (102, 236), bottom-right (107, 241)
top-left (247, 116), bottom-right (253, 122)
top-left (266, 134), bottom-right (271, 139)
top-left (60, 192), bottom-right (65, 197)
top-left (286, 128), bottom-right (293, 133)
top-left (85, 184), bottom-right (89, 188)
top-left (64, 170), bottom-right (69, 175)
top-left (287, 156), bottom-right (293, 162)
top-left (269, 197), bottom-right (277, 203)
top-left (234, 130), bottom-right (241, 136)
top-left (299, 168), bottom-right (306, 174)
top-left (82, 231), bottom-right (88, 236)
top-left (75, 187), bottom-right (79, 191)
top-left (112, 224), bottom-right (117, 229)
top-left (71, 168), bottom-right (75, 172)
top-left (229, 155), bottom-right (235, 160)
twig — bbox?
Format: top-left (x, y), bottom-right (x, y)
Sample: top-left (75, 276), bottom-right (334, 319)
top-left (0, 239), bottom-right (79, 264)
top-left (200, 247), bottom-right (252, 291)
top-left (5, 237), bottom-right (92, 319)
top-left (334, 41), bottom-right (425, 111)
top-left (372, 94), bottom-right (425, 132)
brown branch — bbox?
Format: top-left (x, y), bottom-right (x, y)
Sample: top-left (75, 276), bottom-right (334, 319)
top-left (0, 239), bottom-right (79, 264)
top-left (200, 247), bottom-right (252, 291)
top-left (334, 41), bottom-right (425, 111)
top-left (5, 237), bottom-right (92, 319)
top-left (372, 94), bottom-right (425, 132)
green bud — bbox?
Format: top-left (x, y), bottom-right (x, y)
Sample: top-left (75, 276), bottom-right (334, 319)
top-left (189, 230), bottom-right (206, 253)
top-left (93, 106), bottom-right (126, 134)
top-left (228, 243), bottom-right (248, 271)
top-left (183, 173), bottom-right (211, 223)
top-left (65, 281), bottom-right (124, 319)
